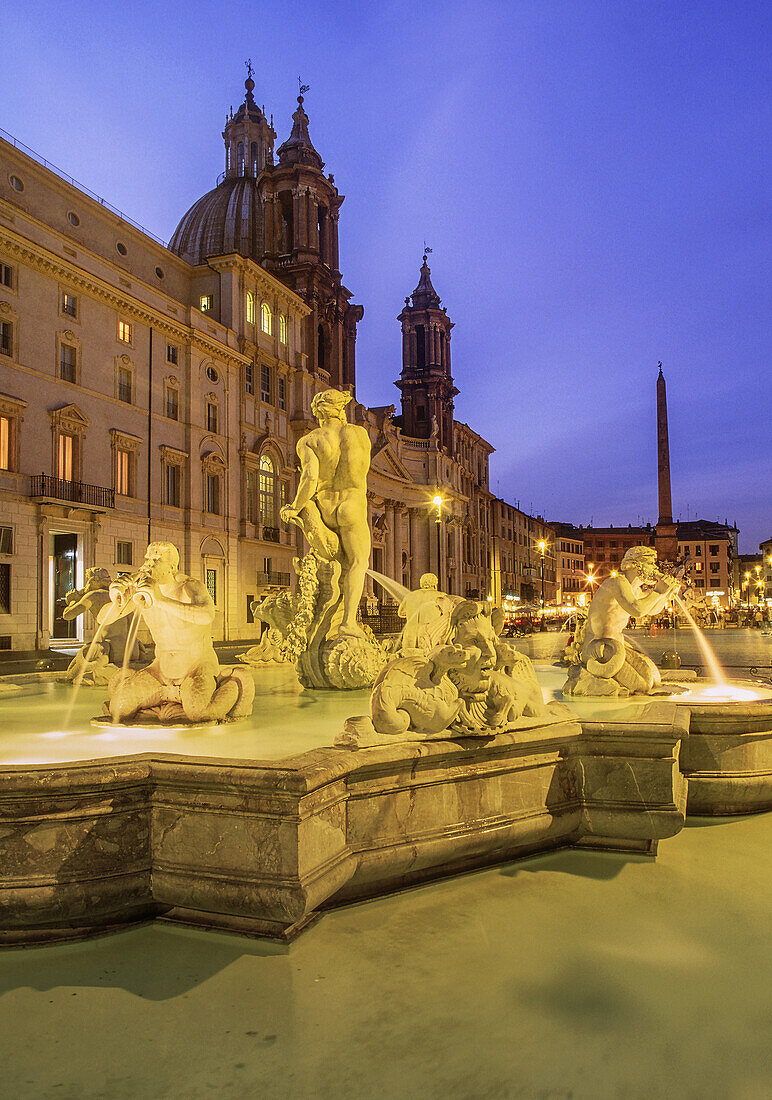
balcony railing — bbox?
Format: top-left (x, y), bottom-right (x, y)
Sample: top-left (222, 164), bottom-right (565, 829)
top-left (30, 474), bottom-right (114, 509)
top-left (256, 571), bottom-right (291, 588)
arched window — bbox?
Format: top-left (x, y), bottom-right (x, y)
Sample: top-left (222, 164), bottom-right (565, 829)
top-left (279, 314), bottom-right (288, 344)
top-left (237, 142), bottom-right (245, 175)
top-left (261, 302), bottom-right (273, 335)
top-left (250, 142), bottom-right (258, 175)
top-left (259, 454), bottom-right (276, 528)
top-left (246, 292), bottom-right (255, 325)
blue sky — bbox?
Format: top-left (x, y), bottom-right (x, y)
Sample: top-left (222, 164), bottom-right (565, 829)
top-left (4, 0), bottom-right (770, 550)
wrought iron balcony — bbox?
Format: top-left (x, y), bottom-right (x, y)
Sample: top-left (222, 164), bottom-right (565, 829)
top-left (30, 474), bottom-right (114, 510)
top-left (256, 571), bottom-right (291, 588)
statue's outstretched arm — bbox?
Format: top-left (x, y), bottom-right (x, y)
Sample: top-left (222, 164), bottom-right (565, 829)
top-left (615, 576), bottom-right (676, 618)
top-left (146, 580), bottom-right (215, 625)
top-left (286, 439), bottom-right (320, 515)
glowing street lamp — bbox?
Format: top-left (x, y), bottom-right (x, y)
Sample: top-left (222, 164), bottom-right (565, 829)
top-left (432, 494), bottom-right (444, 591)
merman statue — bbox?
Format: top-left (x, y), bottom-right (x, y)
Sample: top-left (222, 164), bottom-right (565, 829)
top-left (102, 542), bottom-right (254, 724)
top-left (563, 545), bottom-right (682, 697)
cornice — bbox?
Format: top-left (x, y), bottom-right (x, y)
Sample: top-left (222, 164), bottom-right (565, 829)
top-left (0, 226), bottom-right (250, 369)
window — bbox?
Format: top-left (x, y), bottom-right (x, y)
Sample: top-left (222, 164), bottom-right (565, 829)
top-left (117, 366), bottom-right (132, 403)
top-left (245, 363), bottom-right (254, 395)
top-left (261, 364), bottom-right (271, 403)
top-left (261, 302), bottom-right (272, 335)
top-left (709, 544), bottom-right (719, 555)
top-left (116, 448), bottom-right (131, 496)
top-left (118, 320), bottom-right (132, 343)
top-left (61, 291), bottom-right (77, 318)
top-left (0, 264), bottom-right (13, 288)
top-left (695, 545), bottom-right (702, 556)
top-left (278, 376), bottom-right (286, 411)
top-left (206, 472), bottom-right (220, 514)
top-left (206, 401), bottom-right (218, 434)
top-left (259, 454), bottom-right (275, 527)
top-left (166, 344), bottom-right (178, 365)
top-left (710, 579), bottom-right (721, 588)
top-left (116, 242), bottom-right (128, 256)
top-left (0, 418), bottom-right (10, 471)
top-left (206, 365), bottom-right (219, 384)
top-left (279, 314), bottom-right (287, 344)
top-left (165, 461), bottom-right (181, 507)
top-left (0, 526), bottom-right (12, 554)
top-left (57, 433), bottom-right (75, 481)
top-left (246, 292), bottom-right (256, 325)
top-left (200, 295), bottom-right (213, 312)
top-left (0, 563), bottom-right (9, 614)
top-left (710, 562), bottom-right (720, 574)
top-left (206, 568), bottom-right (217, 604)
top-left (60, 343), bottom-right (77, 383)
top-left (117, 540), bottom-right (132, 566)
top-left (0, 321), bottom-right (13, 357)
top-left (67, 211), bottom-right (80, 227)
top-left (165, 383), bottom-right (179, 420)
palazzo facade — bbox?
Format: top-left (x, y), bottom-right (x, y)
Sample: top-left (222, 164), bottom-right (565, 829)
top-left (0, 77), bottom-right (496, 649)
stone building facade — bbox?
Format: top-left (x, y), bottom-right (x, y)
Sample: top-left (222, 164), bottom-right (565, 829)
top-left (490, 499), bottom-right (556, 607)
top-left (0, 79), bottom-right (499, 650)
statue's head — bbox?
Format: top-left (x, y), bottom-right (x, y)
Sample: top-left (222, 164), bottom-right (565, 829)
top-left (620, 545), bottom-right (660, 582)
top-left (446, 600), bottom-right (499, 696)
top-left (311, 388), bottom-right (352, 423)
top-left (141, 542), bottom-right (180, 581)
top-left (84, 567), bottom-right (111, 591)
top-left (419, 572), bottom-right (438, 590)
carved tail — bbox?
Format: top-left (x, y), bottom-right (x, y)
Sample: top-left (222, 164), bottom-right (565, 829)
top-left (585, 636), bottom-right (626, 678)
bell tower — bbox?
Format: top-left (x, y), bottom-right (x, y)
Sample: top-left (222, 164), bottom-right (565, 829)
top-left (263, 91), bottom-right (363, 392)
top-left (395, 255), bottom-right (458, 451)
top-left (222, 64), bottom-right (276, 179)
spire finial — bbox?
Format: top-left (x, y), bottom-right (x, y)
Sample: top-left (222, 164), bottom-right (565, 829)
top-left (657, 360), bottom-right (664, 378)
top-left (245, 59), bottom-right (255, 97)
top-left (298, 76), bottom-right (310, 105)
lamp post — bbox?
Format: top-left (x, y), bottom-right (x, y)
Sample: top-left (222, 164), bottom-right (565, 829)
top-left (538, 539), bottom-right (547, 631)
top-left (745, 570), bottom-right (751, 610)
top-left (432, 494), bottom-right (443, 591)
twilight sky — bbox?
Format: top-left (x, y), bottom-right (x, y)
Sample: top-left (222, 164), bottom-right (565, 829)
top-left (4, 1), bottom-right (770, 551)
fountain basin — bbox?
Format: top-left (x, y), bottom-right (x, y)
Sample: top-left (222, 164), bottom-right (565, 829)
top-left (0, 672), bottom-right (689, 945)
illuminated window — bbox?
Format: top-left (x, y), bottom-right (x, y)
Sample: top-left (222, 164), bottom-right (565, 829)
top-left (259, 454), bottom-right (275, 527)
top-left (118, 320), bottom-right (132, 343)
top-left (260, 364), bottom-right (272, 404)
top-left (116, 448), bottom-right (131, 496)
top-left (57, 433), bottom-right (74, 481)
top-left (0, 322), bottom-right (13, 357)
top-left (59, 344), bottom-right (77, 383)
top-left (246, 468), bottom-right (258, 524)
top-left (261, 302), bottom-right (272, 335)
top-left (200, 295), bottom-right (213, 312)
top-left (0, 526), bottom-right (12, 554)
top-left (279, 314), bottom-right (287, 344)
top-left (0, 417), bottom-right (11, 471)
top-left (246, 292), bottom-right (256, 325)
top-left (61, 292), bottom-right (77, 318)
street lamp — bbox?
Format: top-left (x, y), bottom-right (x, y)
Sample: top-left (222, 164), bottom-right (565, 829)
top-left (432, 494), bottom-right (443, 591)
top-left (745, 570), bottom-right (751, 609)
top-left (538, 539), bottom-right (547, 631)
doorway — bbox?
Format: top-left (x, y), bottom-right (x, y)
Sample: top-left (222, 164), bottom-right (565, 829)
top-left (51, 533), bottom-right (78, 639)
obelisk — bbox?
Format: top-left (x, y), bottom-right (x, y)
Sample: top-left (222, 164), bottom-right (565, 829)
top-left (654, 364), bottom-right (678, 563)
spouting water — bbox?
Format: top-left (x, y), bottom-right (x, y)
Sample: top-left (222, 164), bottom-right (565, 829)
top-left (61, 600), bottom-right (124, 730)
top-left (673, 593), bottom-right (727, 687)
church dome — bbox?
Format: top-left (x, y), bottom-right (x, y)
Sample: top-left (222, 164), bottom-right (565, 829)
top-left (168, 175), bottom-right (263, 266)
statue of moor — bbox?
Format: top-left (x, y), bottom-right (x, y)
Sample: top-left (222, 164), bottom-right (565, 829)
top-left (280, 388), bottom-right (371, 638)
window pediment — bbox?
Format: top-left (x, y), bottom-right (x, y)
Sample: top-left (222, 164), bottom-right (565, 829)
top-left (51, 404), bottom-right (90, 434)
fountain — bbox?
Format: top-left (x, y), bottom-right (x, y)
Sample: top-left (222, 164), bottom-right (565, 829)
top-left (0, 394), bottom-right (769, 946)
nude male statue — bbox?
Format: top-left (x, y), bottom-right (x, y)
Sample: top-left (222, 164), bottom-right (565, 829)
top-left (281, 388), bottom-right (371, 637)
top-left (103, 542), bottom-right (253, 722)
top-left (567, 545), bottom-right (682, 696)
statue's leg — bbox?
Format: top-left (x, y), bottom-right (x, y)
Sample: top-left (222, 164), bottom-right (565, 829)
top-left (337, 520), bottom-right (370, 636)
top-left (180, 669), bottom-right (239, 722)
top-left (109, 667), bottom-right (167, 722)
